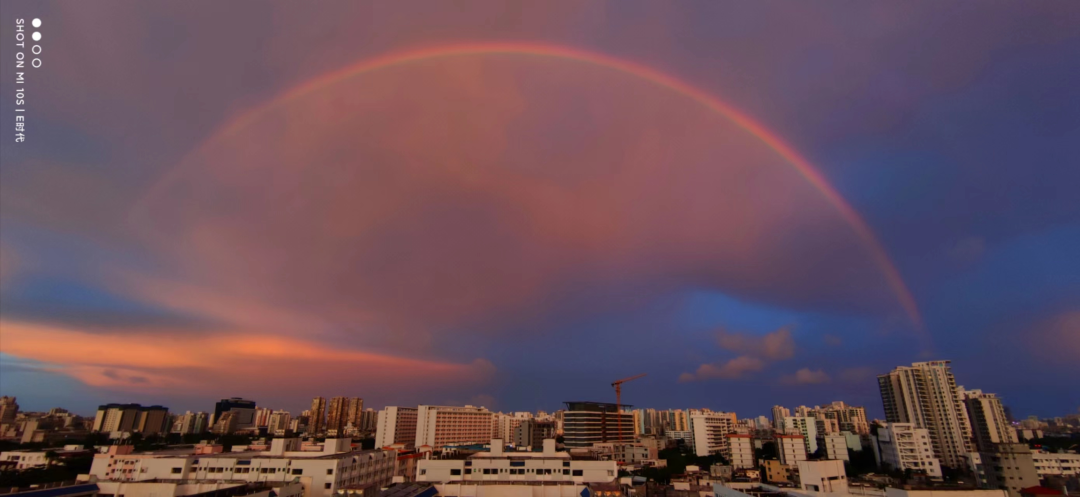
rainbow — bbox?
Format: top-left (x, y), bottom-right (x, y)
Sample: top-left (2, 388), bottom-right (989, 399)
top-left (153, 42), bottom-right (925, 332)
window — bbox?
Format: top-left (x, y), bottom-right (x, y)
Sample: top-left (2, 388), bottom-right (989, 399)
top-left (450, 469), bottom-right (461, 476)
top-left (171, 468), bottom-right (182, 474)
top-left (324, 484), bottom-right (331, 490)
top-left (563, 470), bottom-right (569, 475)
top-left (327, 469), bottom-right (333, 475)
top-left (572, 470), bottom-right (583, 476)
top-left (563, 462), bottom-right (570, 467)
top-left (420, 469), bottom-right (427, 475)
top-left (292, 469), bottom-right (302, 475)
top-left (465, 469), bottom-right (472, 474)
top-left (482, 469), bottom-right (491, 475)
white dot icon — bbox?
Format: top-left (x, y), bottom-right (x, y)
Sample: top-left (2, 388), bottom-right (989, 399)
top-left (32, 18), bottom-right (42, 28)
top-left (32, 32), bottom-right (41, 41)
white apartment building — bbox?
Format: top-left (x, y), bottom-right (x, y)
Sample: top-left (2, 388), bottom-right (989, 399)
top-left (727, 434), bottom-right (755, 469)
top-left (872, 423), bottom-right (942, 478)
top-left (879, 361), bottom-right (975, 469)
top-left (376, 407), bottom-right (418, 449)
top-left (268, 411), bottom-right (292, 435)
top-left (0, 450), bottom-right (49, 469)
top-left (689, 412), bottom-right (736, 458)
top-left (772, 406), bottom-right (790, 427)
top-left (782, 417), bottom-right (818, 455)
top-left (416, 439), bottom-right (618, 494)
top-left (415, 405), bottom-right (493, 448)
top-left (1032, 451), bottom-right (1080, 477)
top-left (85, 438), bottom-right (395, 497)
top-left (777, 435), bottom-right (807, 465)
top-left (821, 434), bottom-right (849, 462)
top-left (962, 390), bottom-right (1018, 452)
top-left (796, 460), bottom-right (848, 494)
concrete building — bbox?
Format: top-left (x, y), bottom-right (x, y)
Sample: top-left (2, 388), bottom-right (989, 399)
top-left (727, 434), bottom-right (755, 469)
top-left (977, 444), bottom-right (1040, 497)
top-left (0, 396), bottom-right (18, 424)
top-left (514, 419), bottom-right (556, 448)
top-left (359, 409), bottom-right (378, 434)
top-left (415, 439), bottom-right (618, 493)
top-left (878, 361), bottom-right (975, 469)
top-left (562, 402), bottom-right (634, 449)
top-left (796, 460), bottom-right (847, 493)
top-left (963, 390), bottom-right (1018, 452)
top-left (92, 405), bottom-right (169, 435)
top-left (772, 406), bottom-right (790, 428)
top-left (309, 397), bottom-right (327, 435)
top-left (781, 417), bottom-right (818, 455)
top-left (777, 435), bottom-right (807, 466)
top-left (376, 407), bottom-right (418, 449)
top-left (415, 406), bottom-right (493, 448)
top-left (1031, 451), bottom-right (1080, 478)
top-left (689, 412), bottom-right (736, 458)
top-left (136, 406), bottom-right (170, 435)
top-left (326, 397), bottom-right (351, 436)
top-left (346, 398), bottom-right (364, 434)
top-left (268, 411), bottom-right (292, 435)
top-left (818, 402), bottom-right (870, 435)
top-left (86, 438), bottom-right (394, 497)
top-left (872, 423), bottom-right (942, 478)
top-left (211, 398), bottom-right (257, 432)
top-left (821, 434), bottom-right (849, 462)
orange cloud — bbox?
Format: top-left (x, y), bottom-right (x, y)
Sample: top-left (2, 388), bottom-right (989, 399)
top-left (0, 320), bottom-right (494, 397)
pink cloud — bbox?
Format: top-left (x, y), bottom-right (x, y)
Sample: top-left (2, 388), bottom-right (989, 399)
top-left (678, 356), bottom-right (766, 382)
top-left (780, 368), bottom-right (831, 385)
top-left (716, 326), bottom-right (796, 360)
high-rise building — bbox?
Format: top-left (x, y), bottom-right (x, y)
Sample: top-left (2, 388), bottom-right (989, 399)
top-left (346, 398), bottom-right (364, 431)
top-left (782, 417), bottom-right (819, 454)
top-left (513, 419), bottom-right (556, 448)
top-left (819, 401), bottom-right (869, 435)
top-left (212, 398), bottom-right (257, 431)
top-left (255, 407), bottom-right (272, 428)
top-left (962, 389), bottom-right (1018, 452)
top-left (878, 360), bottom-right (975, 468)
top-left (93, 404), bottom-right (170, 434)
top-left (268, 410), bottom-right (292, 435)
top-left (821, 434), bottom-right (849, 461)
top-left (772, 406), bottom-right (790, 428)
top-left (309, 397), bottom-right (327, 435)
top-left (689, 412), bottom-right (736, 458)
top-left (171, 411), bottom-right (208, 435)
top-left (977, 444), bottom-right (1040, 497)
top-left (375, 406), bottom-right (418, 448)
top-left (326, 397), bottom-right (350, 436)
top-left (562, 402), bottom-right (635, 448)
top-left (0, 396), bottom-right (19, 424)
top-left (871, 423), bottom-right (942, 478)
top-left (778, 435), bottom-right (807, 465)
top-left (359, 408), bottom-right (378, 433)
top-left (135, 406), bottom-right (170, 435)
top-left (415, 405), bottom-right (493, 447)
top-left (728, 434), bottom-right (755, 469)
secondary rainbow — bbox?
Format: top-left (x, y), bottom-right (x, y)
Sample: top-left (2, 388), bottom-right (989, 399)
top-left (159, 42), bottom-right (926, 332)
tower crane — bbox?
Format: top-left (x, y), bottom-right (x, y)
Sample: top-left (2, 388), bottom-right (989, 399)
top-left (611, 373), bottom-right (646, 442)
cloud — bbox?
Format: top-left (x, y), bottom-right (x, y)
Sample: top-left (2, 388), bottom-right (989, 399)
top-left (678, 356), bottom-right (766, 382)
top-left (716, 326), bottom-right (796, 360)
top-left (823, 334), bottom-right (843, 347)
top-left (780, 368), bottom-right (831, 385)
top-left (1025, 310), bottom-right (1080, 366)
top-left (0, 320), bottom-right (495, 400)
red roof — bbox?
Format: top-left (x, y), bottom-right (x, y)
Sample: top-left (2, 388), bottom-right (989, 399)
top-left (1021, 487), bottom-right (1063, 496)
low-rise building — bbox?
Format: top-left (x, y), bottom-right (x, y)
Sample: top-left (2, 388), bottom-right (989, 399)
top-left (872, 423), bottom-right (942, 478)
top-left (1031, 451), bottom-right (1080, 478)
top-left (821, 434), bottom-right (849, 462)
top-left (728, 435), bottom-right (755, 469)
top-left (795, 460), bottom-right (847, 493)
top-left (777, 435), bottom-right (807, 466)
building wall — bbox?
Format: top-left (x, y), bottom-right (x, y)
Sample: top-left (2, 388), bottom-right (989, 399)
top-left (777, 436), bottom-right (807, 466)
top-left (1032, 451), bottom-right (1080, 477)
top-left (822, 434), bottom-right (849, 462)
top-left (562, 404), bottom-right (634, 449)
top-left (873, 423), bottom-right (942, 478)
top-left (376, 407), bottom-right (419, 449)
top-left (878, 361), bottom-right (974, 469)
top-left (979, 444), bottom-right (1040, 497)
top-left (963, 391), bottom-right (1018, 452)
top-left (415, 406), bottom-right (493, 448)
top-left (416, 457), bottom-right (617, 484)
top-left (728, 435), bottom-right (755, 469)
top-left (782, 418), bottom-right (819, 455)
top-left (689, 413), bottom-right (735, 458)
top-left (797, 460), bottom-right (848, 494)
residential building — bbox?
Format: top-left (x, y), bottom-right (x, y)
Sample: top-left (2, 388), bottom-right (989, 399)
top-left (211, 398), bottom-right (257, 432)
top-left (268, 411), bottom-right (292, 435)
top-left (308, 397), bottom-right (327, 435)
top-left (878, 360), bottom-right (975, 469)
top-left (818, 401), bottom-right (870, 435)
top-left (415, 439), bottom-right (618, 493)
top-left (415, 405), bottom-right (493, 448)
top-left (346, 398), bottom-right (364, 433)
top-left (727, 434), bottom-right (755, 469)
top-left (963, 390), bottom-right (1018, 452)
top-left (562, 402), bottom-right (634, 449)
top-left (781, 417), bottom-right (818, 455)
top-left (87, 439), bottom-right (393, 497)
top-left (772, 406), bottom-right (790, 428)
top-left (1031, 451), bottom-right (1080, 478)
top-left (376, 407), bottom-right (418, 449)
top-left (797, 460), bottom-right (848, 493)
top-left (326, 397), bottom-right (350, 436)
top-left (821, 434), bottom-right (849, 462)
top-left (777, 435), bottom-right (807, 465)
top-left (255, 407), bottom-right (272, 428)
top-left (92, 404), bottom-right (169, 435)
top-left (513, 419), bottom-right (555, 448)
top-left (871, 423), bottom-right (942, 478)
top-left (689, 412), bottom-right (736, 458)
top-left (978, 444), bottom-right (1040, 497)
top-left (0, 396), bottom-right (18, 424)
top-left (211, 412), bottom-right (238, 435)
top-left (359, 409), bottom-right (378, 433)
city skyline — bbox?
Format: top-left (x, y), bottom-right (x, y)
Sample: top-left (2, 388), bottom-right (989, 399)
top-left (2, 1), bottom-right (1079, 420)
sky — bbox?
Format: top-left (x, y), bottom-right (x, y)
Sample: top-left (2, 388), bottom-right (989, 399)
top-left (0, 1), bottom-right (1078, 420)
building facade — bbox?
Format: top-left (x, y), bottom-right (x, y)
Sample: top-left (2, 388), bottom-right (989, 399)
top-left (872, 423), bottom-right (942, 478)
top-left (963, 390), bottom-right (1018, 452)
top-left (415, 405), bottom-right (493, 448)
top-left (375, 407), bottom-right (419, 449)
top-left (562, 402), bottom-right (634, 449)
top-left (878, 361), bottom-right (975, 469)
top-left (689, 412), bottom-right (736, 458)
